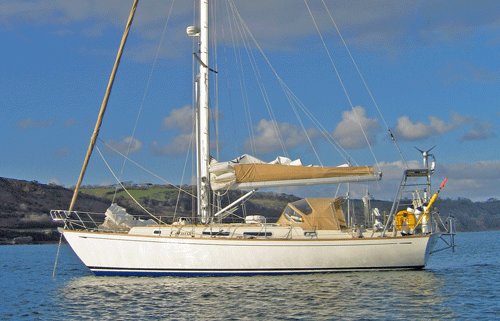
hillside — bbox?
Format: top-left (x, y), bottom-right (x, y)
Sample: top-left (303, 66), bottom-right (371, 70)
top-left (0, 178), bottom-right (298, 244)
top-left (0, 177), bottom-right (499, 244)
top-left (0, 177), bottom-right (110, 244)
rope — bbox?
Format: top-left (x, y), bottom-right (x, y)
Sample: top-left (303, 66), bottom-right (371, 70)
top-left (51, 232), bottom-right (64, 279)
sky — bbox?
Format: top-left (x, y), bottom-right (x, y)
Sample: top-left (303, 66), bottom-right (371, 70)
top-left (0, 0), bottom-right (499, 201)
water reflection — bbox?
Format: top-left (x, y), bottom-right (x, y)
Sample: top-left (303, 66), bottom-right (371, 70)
top-left (56, 270), bottom-right (455, 320)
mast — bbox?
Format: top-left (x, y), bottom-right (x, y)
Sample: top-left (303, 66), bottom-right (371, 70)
top-left (198, 0), bottom-right (211, 223)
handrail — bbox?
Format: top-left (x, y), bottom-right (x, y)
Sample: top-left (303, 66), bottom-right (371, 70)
top-left (50, 210), bottom-right (106, 231)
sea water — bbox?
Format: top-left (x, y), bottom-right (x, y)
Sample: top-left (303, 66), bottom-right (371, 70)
top-left (1, 231), bottom-right (498, 320)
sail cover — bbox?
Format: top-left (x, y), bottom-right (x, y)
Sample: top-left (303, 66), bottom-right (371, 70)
top-left (210, 154), bottom-right (380, 191)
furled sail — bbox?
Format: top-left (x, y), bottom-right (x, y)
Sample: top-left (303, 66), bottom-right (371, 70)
top-left (210, 154), bottom-right (381, 191)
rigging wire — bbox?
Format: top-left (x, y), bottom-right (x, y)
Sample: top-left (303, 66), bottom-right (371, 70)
top-left (112, 0), bottom-right (177, 203)
top-left (282, 88), bottom-right (323, 166)
top-left (96, 146), bottom-right (162, 222)
top-left (212, 0), bottom-right (221, 160)
top-left (275, 77), bottom-right (354, 164)
top-left (218, 2), bottom-right (243, 156)
top-left (228, 1), bottom-right (289, 157)
top-left (224, 2), bottom-right (257, 155)
top-left (227, 1), bottom-right (356, 165)
top-left (99, 138), bottom-right (196, 198)
top-left (191, 0), bottom-right (198, 221)
top-left (320, 0), bottom-right (409, 169)
top-left (173, 132), bottom-right (194, 221)
top-left (304, 0), bottom-right (380, 169)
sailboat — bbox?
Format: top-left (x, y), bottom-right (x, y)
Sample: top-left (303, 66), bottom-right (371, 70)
top-left (51, 0), bottom-right (456, 276)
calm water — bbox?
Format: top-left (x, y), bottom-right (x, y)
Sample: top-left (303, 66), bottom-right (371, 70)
top-left (1, 231), bottom-right (499, 321)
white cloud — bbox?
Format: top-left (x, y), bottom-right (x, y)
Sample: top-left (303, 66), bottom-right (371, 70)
top-left (356, 159), bottom-right (500, 201)
top-left (55, 148), bottom-right (70, 158)
top-left (377, 159), bottom-right (422, 180)
top-left (48, 178), bottom-right (62, 186)
top-left (0, 1), bottom-right (192, 62)
top-left (219, 1), bottom-right (497, 51)
top-left (17, 118), bottom-right (54, 129)
top-left (461, 121), bottom-right (496, 141)
top-left (332, 106), bottom-right (380, 149)
top-left (0, 1), bottom-right (182, 30)
top-left (17, 118), bottom-right (78, 130)
top-left (394, 117), bottom-right (430, 141)
top-left (2, 1), bottom-right (498, 58)
top-left (151, 133), bottom-right (192, 156)
top-left (162, 105), bottom-right (193, 133)
top-left (16, 118), bottom-right (54, 129)
top-left (245, 119), bottom-right (319, 154)
top-left (159, 105), bottom-right (196, 156)
top-left (436, 161), bottom-right (500, 200)
top-left (63, 118), bottom-right (77, 128)
top-left (442, 63), bottom-right (498, 85)
top-left (394, 113), bottom-right (468, 141)
top-left (440, 160), bottom-right (500, 180)
top-left (105, 136), bottom-right (143, 154)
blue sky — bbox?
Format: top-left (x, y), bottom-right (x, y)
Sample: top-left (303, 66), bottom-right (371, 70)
top-left (1, 0), bottom-right (499, 201)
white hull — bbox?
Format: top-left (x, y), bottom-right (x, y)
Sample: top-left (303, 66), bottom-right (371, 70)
top-left (63, 230), bottom-right (439, 276)
top-left (48, 0), bottom-right (457, 278)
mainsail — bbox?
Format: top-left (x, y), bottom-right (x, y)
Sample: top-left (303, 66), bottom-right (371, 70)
top-left (210, 154), bottom-right (381, 191)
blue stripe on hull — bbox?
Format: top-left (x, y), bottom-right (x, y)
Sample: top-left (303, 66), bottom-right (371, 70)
top-left (90, 266), bottom-right (425, 277)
